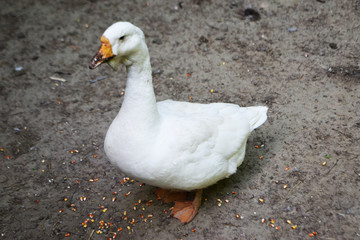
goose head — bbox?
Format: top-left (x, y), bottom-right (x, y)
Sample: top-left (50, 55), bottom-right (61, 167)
top-left (89, 22), bottom-right (147, 71)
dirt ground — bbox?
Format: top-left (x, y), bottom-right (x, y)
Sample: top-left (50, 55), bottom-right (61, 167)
top-left (1, 0), bottom-right (359, 239)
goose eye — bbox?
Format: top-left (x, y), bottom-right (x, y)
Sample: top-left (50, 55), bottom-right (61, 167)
top-left (119, 36), bottom-right (125, 40)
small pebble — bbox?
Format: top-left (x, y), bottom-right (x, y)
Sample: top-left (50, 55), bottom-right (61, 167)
top-left (329, 43), bottom-right (337, 49)
top-left (232, 55), bottom-right (241, 61)
top-left (152, 38), bottom-right (162, 45)
top-left (15, 65), bottom-right (23, 71)
top-left (244, 8), bottom-right (261, 21)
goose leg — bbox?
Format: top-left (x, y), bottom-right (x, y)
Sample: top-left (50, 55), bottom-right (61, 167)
top-left (155, 188), bottom-right (187, 203)
top-left (171, 189), bottom-right (203, 223)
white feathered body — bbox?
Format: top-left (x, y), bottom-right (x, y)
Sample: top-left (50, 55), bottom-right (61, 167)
top-left (105, 98), bottom-right (267, 191)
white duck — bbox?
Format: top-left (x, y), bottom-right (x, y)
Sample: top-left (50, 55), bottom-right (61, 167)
top-left (89, 22), bottom-right (268, 223)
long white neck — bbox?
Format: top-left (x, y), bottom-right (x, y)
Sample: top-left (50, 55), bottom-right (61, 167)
top-left (117, 52), bottom-right (160, 132)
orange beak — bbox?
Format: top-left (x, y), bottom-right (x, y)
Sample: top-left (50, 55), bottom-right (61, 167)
top-left (89, 36), bottom-right (115, 69)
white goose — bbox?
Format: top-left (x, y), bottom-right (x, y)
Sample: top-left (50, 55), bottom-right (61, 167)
top-left (89, 22), bottom-right (268, 223)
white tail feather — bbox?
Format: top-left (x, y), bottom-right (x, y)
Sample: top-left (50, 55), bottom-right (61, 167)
top-left (246, 106), bottom-right (268, 130)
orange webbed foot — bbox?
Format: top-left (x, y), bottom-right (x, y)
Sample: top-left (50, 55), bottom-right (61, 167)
top-left (171, 201), bottom-right (198, 223)
top-left (171, 189), bottom-right (203, 223)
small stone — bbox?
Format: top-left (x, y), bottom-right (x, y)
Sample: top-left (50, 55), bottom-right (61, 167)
top-left (283, 205), bottom-right (291, 212)
top-left (153, 69), bottom-right (163, 75)
top-left (199, 36), bottom-right (209, 44)
top-left (152, 38), bottom-right (162, 45)
top-left (287, 27), bottom-right (297, 32)
top-left (232, 55), bottom-right (241, 61)
top-left (244, 8), bottom-right (261, 21)
top-left (329, 43), bottom-right (337, 49)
